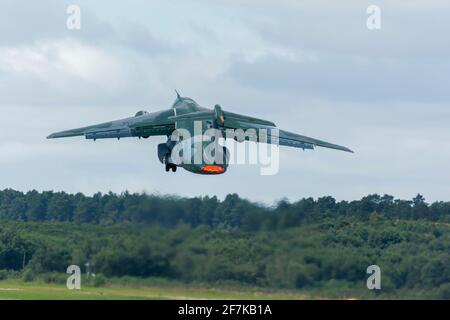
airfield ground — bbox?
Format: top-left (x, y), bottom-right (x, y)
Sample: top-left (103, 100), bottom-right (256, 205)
top-left (0, 280), bottom-right (319, 300)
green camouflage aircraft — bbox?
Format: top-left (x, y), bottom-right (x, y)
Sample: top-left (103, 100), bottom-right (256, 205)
top-left (48, 92), bottom-right (353, 175)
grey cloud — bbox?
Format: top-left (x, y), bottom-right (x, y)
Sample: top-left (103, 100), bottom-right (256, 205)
top-left (218, 0), bottom-right (450, 56)
top-left (227, 54), bottom-right (450, 102)
top-left (0, 0), bottom-right (170, 55)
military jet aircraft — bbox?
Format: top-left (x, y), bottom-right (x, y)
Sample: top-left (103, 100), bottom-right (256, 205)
top-left (47, 91), bottom-right (353, 175)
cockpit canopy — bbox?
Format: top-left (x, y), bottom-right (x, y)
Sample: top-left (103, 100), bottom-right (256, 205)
top-left (135, 110), bottom-right (149, 117)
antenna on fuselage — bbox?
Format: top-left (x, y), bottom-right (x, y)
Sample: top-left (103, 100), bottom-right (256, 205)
top-left (175, 89), bottom-right (181, 100)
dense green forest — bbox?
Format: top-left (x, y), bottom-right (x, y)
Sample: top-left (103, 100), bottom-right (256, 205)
top-left (0, 189), bottom-right (449, 298)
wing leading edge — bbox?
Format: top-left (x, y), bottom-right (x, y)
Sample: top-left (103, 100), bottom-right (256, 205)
top-left (276, 129), bottom-right (354, 153)
top-left (47, 111), bottom-right (176, 140)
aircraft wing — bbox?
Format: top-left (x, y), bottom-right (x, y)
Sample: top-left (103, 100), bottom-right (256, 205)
top-left (48, 106), bottom-right (353, 153)
top-left (47, 113), bottom-right (175, 140)
top-left (218, 110), bottom-right (353, 153)
top-left (46, 120), bottom-right (127, 139)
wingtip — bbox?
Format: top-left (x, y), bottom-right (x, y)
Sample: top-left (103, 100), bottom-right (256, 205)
top-left (342, 147), bottom-right (354, 153)
top-left (47, 133), bottom-right (63, 139)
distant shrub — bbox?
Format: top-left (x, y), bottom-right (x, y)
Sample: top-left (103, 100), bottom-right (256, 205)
top-left (21, 269), bottom-right (36, 282)
top-left (40, 272), bottom-right (66, 284)
top-left (93, 274), bottom-right (107, 287)
top-left (0, 269), bottom-right (19, 280)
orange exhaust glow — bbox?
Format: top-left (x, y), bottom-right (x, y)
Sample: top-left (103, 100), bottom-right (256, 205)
top-left (201, 165), bottom-right (225, 174)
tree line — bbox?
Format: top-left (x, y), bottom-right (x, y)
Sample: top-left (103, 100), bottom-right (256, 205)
top-left (0, 189), bottom-right (448, 229)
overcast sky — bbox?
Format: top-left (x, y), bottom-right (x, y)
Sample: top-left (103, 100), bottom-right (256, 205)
top-left (0, 0), bottom-right (449, 203)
